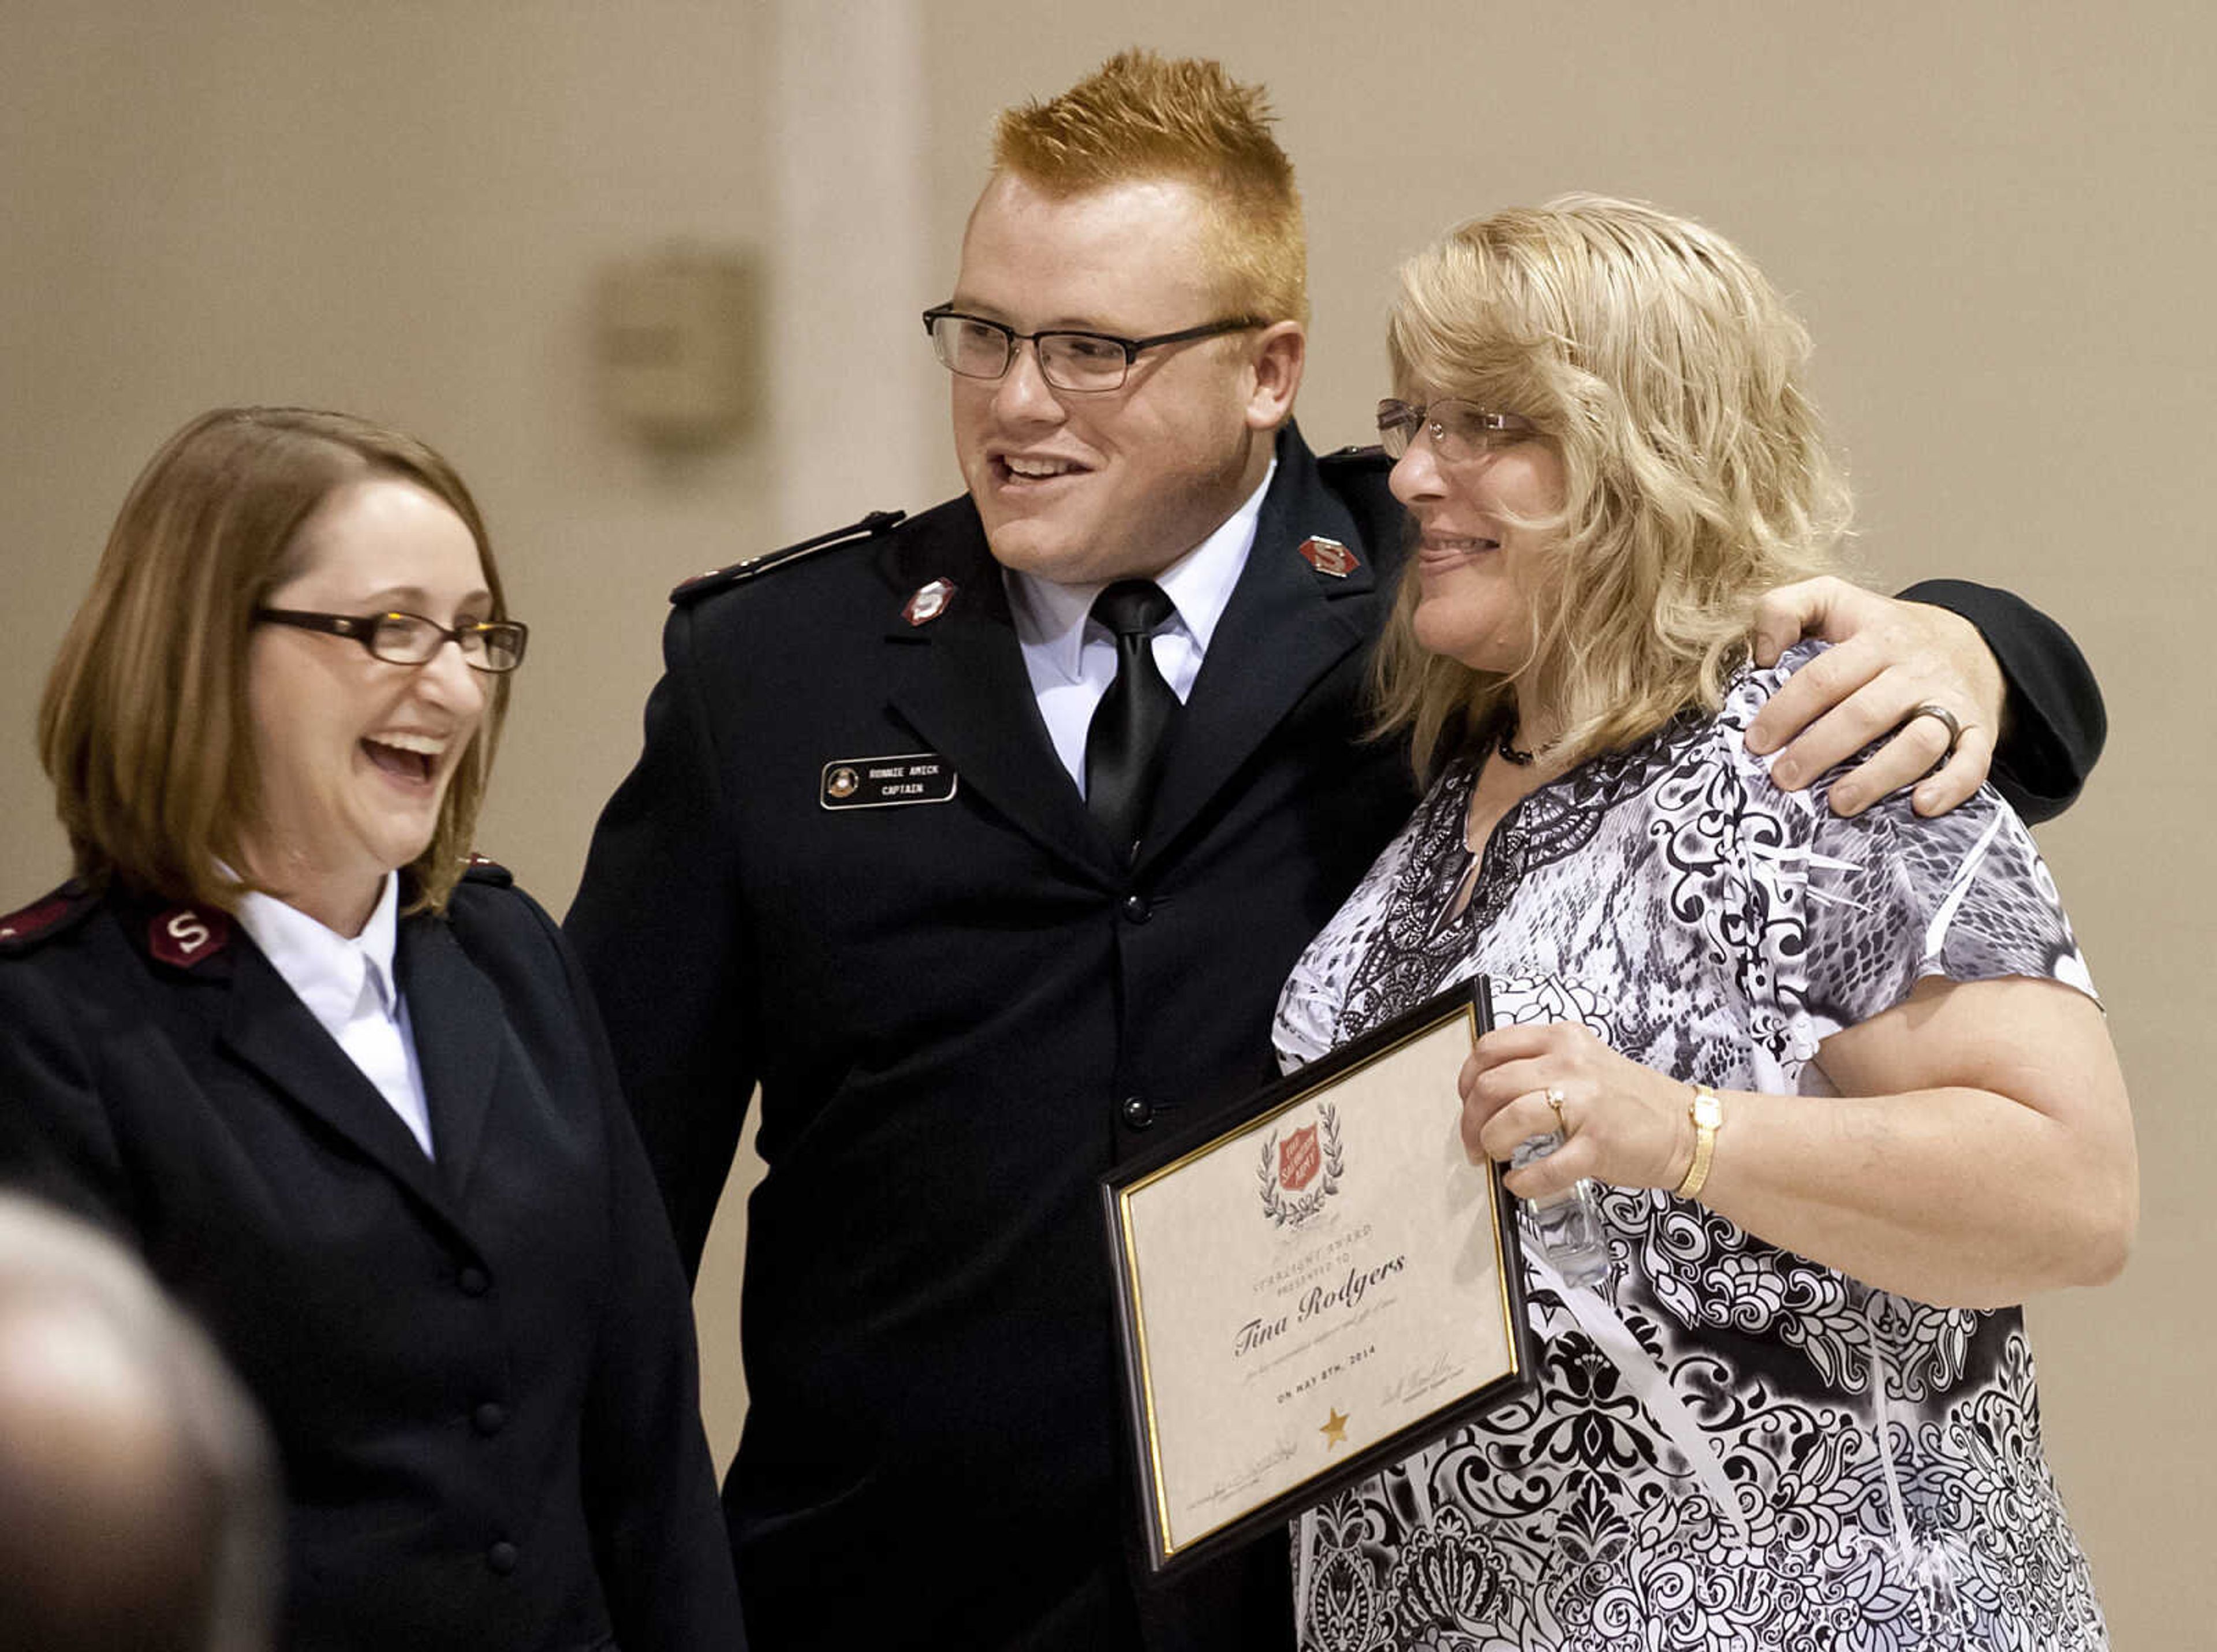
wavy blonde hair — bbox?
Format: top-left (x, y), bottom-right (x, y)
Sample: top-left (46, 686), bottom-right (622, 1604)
top-left (1374, 195), bottom-right (1852, 776)
top-left (992, 49), bottom-right (1308, 326)
top-left (39, 407), bottom-right (510, 914)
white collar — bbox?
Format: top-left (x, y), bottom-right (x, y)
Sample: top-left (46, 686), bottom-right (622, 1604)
top-left (233, 874), bottom-right (402, 1034)
top-left (1004, 456), bottom-right (1276, 684)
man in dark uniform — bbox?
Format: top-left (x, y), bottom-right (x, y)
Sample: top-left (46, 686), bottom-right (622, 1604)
top-left (566, 51), bottom-right (2103, 1651)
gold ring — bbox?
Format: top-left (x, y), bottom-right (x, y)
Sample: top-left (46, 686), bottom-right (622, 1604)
top-left (1546, 1085), bottom-right (1567, 1125)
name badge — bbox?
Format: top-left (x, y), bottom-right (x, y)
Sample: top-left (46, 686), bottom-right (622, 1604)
top-left (820, 752), bottom-right (959, 810)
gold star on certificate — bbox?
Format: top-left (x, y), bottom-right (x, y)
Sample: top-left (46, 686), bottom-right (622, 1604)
top-left (1319, 1407), bottom-right (1349, 1448)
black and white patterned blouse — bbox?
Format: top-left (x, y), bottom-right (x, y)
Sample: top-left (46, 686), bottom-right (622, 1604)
top-left (1272, 643), bottom-right (2106, 1652)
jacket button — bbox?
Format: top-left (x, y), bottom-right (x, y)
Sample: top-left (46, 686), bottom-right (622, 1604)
top-left (1122, 895), bottom-right (1151, 923)
top-left (473, 1401), bottom-right (506, 1437)
top-left (487, 1541), bottom-right (518, 1575)
top-left (1121, 1095), bottom-right (1154, 1129)
top-left (458, 1266), bottom-right (490, 1297)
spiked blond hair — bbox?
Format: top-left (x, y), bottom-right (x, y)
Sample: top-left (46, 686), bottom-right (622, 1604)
top-left (992, 50), bottom-right (1308, 325)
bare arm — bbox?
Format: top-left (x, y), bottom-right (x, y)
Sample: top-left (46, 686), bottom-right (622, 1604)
top-left (1461, 975), bottom-right (2136, 1309)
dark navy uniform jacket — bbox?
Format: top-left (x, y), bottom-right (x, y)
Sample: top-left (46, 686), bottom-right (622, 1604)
top-left (565, 424), bottom-right (2103, 1650)
top-left (0, 865), bottom-right (744, 1652)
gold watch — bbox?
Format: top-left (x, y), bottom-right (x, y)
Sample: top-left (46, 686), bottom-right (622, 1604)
top-left (1672, 1086), bottom-right (1724, 1202)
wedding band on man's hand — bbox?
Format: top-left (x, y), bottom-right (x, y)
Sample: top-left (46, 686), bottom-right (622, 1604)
top-left (1904, 702), bottom-right (1964, 758)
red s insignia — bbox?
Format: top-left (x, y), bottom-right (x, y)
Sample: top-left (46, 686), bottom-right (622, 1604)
top-left (1296, 536), bottom-right (1359, 578)
top-left (903, 579), bottom-right (957, 626)
top-left (148, 907), bottom-right (230, 968)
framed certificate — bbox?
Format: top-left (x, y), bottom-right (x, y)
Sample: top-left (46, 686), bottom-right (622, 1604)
top-left (1102, 976), bottom-right (1536, 1572)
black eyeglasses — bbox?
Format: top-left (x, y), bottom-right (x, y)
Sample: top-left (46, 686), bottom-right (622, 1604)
top-left (254, 608), bottom-right (529, 673)
top-left (921, 307), bottom-right (1266, 393)
top-left (1376, 398), bottom-right (1538, 462)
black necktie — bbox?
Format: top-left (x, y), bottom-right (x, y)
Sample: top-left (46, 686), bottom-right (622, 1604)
top-left (1085, 580), bottom-right (1180, 857)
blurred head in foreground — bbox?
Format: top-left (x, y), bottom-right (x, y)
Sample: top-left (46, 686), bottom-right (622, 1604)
top-left (0, 1193), bottom-right (279, 1652)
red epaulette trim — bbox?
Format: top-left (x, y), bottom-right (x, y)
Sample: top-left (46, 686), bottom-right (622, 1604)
top-left (461, 852), bottom-right (514, 887)
top-left (0, 881), bottom-right (98, 954)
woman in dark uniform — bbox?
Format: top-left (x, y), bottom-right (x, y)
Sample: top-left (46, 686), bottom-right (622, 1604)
top-left (0, 407), bottom-right (744, 1651)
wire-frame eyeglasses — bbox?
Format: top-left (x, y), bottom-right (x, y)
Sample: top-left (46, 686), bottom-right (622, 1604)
top-left (1375, 398), bottom-right (1538, 462)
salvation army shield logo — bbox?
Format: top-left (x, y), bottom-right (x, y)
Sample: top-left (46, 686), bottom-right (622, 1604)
top-left (1257, 1103), bottom-right (1343, 1229)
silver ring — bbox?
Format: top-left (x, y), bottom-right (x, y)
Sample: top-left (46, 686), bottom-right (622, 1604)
top-left (1905, 702), bottom-right (1963, 758)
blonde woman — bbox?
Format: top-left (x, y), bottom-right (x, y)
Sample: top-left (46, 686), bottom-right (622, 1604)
top-left (1275, 199), bottom-right (2132, 1650)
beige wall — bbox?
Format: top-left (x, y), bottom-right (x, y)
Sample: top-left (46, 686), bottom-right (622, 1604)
top-left (3, 2), bottom-right (2209, 1641)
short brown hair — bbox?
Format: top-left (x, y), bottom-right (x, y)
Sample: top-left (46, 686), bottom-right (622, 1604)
top-left (38, 407), bottom-right (510, 913)
top-left (992, 50), bottom-right (1308, 325)
top-left (1374, 196), bottom-right (1852, 775)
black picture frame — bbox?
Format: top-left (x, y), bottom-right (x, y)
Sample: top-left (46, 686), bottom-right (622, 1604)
top-left (1100, 976), bottom-right (1539, 1573)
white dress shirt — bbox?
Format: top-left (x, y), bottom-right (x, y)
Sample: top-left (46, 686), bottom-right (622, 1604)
top-left (1004, 458), bottom-right (1276, 794)
top-left (233, 874), bottom-right (435, 1159)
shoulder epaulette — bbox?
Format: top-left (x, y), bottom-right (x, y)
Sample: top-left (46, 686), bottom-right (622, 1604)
top-left (1315, 445), bottom-right (1403, 557)
top-left (460, 853), bottom-right (514, 888)
top-left (1317, 443), bottom-right (1393, 474)
top-left (0, 879), bottom-right (99, 955)
top-left (670, 509), bottom-right (908, 605)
